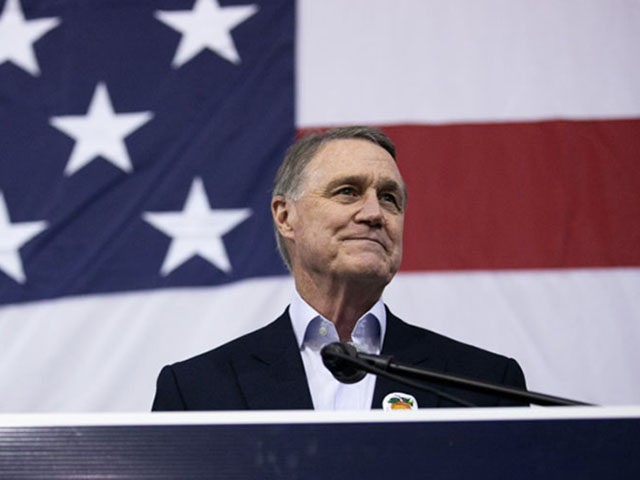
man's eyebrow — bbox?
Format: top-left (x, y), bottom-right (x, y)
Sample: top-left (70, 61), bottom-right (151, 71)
top-left (325, 175), bottom-right (367, 190)
top-left (378, 178), bottom-right (403, 192)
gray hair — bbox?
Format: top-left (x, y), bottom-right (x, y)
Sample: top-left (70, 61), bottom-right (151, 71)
top-left (272, 126), bottom-right (398, 269)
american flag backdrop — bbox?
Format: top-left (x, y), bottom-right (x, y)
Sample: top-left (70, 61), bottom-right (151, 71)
top-left (0, 0), bottom-right (638, 412)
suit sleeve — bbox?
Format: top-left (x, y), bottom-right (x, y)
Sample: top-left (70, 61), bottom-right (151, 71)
top-left (151, 365), bottom-right (187, 411)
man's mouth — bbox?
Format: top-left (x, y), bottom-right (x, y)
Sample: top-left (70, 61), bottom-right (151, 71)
top-left (344, 237), bottom-right (387, 252)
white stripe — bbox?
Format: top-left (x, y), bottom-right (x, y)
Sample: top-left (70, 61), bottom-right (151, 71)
top-left (1, 269), bottom-right (638, 412)
top-left (297, 0), bottom-right (640, 126)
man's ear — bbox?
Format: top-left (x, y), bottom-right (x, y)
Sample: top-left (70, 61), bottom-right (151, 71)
top-left (271, 195), bottom-right (295, 239)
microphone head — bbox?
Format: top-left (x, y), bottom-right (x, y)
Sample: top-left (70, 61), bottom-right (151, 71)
top-left (321, 342), bottom-right (366, 384)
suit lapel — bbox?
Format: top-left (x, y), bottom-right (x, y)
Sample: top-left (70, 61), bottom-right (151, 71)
top-left (233, 310), bottom-right (314, 410)
top-left (372, 309), bottom-right (446, 409)
top-left (230, 308), bottom-right (448, 410)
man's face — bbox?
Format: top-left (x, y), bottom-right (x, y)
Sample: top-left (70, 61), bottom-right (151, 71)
top-left (278, 138), bottom-right (405, 286)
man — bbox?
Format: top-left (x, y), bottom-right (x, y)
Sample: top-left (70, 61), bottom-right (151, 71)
top-left (152, 126), bottom-right (526, 411)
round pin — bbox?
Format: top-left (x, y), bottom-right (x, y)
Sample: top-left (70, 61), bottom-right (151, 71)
top-left (382, 392), bottom-right (418, 411)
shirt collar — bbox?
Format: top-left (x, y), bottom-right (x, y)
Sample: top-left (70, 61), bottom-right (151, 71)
top-left (289, 290), bottom-right (387, 354)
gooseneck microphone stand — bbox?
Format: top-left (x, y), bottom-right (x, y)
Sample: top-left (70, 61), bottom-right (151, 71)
top-left (321, 342), bottom-right (593, 407)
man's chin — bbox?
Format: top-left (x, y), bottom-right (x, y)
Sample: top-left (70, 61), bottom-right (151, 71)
top-left (339, 260), bottom-right (395, 285)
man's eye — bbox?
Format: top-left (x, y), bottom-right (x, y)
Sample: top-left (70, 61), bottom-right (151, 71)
top-left (336, 187), bottom-right (357, 196)
top-left (380, 192), bottom-right (399, 206)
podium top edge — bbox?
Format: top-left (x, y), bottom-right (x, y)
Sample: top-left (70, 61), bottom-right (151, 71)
top-left (1, 405), bottom-right (640, 428)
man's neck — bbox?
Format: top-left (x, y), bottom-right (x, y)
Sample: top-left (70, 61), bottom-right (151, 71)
top-left (294, 275), bottom-right (384, 342)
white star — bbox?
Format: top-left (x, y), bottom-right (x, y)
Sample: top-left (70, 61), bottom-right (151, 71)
top-left (0, 191), bottom-right (47, 284)
top-left (155, 0), bottom-right (258, 68)
top-left (143, 177), bottom-right (252, 275)
top-left (0, 0), bottom-right (60, 76)
top-left (49, 82), bottom-right (153, 176)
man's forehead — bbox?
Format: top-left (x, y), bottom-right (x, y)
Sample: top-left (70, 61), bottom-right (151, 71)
top-left (305, 138), bottom-right (402, 179)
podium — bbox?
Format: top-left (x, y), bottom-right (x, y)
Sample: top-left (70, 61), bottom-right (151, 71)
top-left (1, 407), bottom-right (639, 478)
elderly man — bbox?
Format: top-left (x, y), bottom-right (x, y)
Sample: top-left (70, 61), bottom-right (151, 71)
top-left (152, 126), bottom-right (526, 411)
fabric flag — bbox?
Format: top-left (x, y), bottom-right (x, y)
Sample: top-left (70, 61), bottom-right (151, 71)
top-left (0, 0), bottom-right (638, 412)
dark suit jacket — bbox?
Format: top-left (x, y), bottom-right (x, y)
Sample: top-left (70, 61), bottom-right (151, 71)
top-left (152, 307), bottom-right (527, 410)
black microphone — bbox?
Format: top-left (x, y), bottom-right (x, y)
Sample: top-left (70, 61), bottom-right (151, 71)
top-left (321, 342), bottom-right (367, 384)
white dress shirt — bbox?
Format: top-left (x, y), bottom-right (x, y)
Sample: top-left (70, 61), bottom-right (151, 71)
top-left (289, 291), bottom-right (387, 410)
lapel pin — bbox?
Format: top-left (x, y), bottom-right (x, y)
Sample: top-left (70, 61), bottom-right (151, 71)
top-left (382, 392), bottom-right (418, 411)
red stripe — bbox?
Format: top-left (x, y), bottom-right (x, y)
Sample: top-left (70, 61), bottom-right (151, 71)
top-left (378, 120), bottom-right (640, 270)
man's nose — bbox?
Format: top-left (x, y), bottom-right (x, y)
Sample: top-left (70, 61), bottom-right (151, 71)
top-left (355, 190), bottom-right (383, 226)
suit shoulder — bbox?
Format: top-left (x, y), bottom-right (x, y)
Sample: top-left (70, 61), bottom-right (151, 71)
top-left (168, 311), bottom-right (289, 373)
top-left (385, 313), bottom-right (527, 405)
top-left (387, 313), bottom-right (525, 387)
top-left (393, 315), bottom-right (513, 361)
